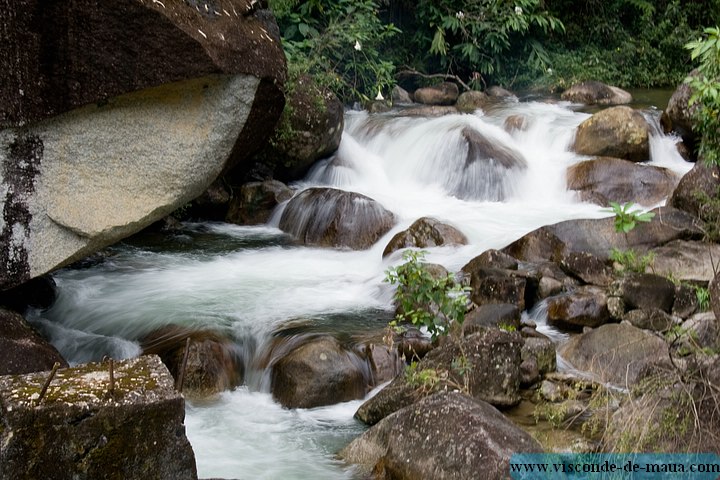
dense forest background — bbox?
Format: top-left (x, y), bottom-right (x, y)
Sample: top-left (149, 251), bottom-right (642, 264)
top-left (268, 0), bottom-right (720, 103)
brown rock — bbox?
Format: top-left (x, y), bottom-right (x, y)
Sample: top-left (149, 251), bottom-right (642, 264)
top-left (547, 286), bottom-right (610, 329)
top-left (574, 106), bottom-right (650, 162)
top-left (226, 180), bottom-right (293, 225)
top-left (382, 217), bottom-right (467, 257)
top-left (456, 90), bottom-right (492, 112)
top-left (561, 81), bottom-right (632, 105)
top-left (0, 307), bottom-right (68, 376)
top-left (413, 82), bottom-right (459, 106)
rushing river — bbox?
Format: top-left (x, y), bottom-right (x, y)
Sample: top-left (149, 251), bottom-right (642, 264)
top-left (27, 96), bottom-right (692, 478)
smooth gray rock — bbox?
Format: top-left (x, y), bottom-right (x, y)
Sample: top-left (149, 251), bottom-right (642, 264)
top-left (1, 75), bottom-right (258, 290)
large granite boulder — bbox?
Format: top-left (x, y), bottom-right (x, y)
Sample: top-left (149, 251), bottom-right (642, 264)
top-left (0, 355), bottom-right (197, 480)
top-left (0, 0), bottom-right (286, 291)
top-left (574, 106), bottom-right (650, 162)
top-left (382, 217), bottom-right (468, 257)
top-left (504, 206), bottom-right (703, 262)
top-left (413, 82), bottom-right (459, 106)
top-left (278, 187), bottom-right (395, 250)
top-left (0, 308), bottom-right (67, 376)
top-left (567, 157), bottom-right (679, 207)
top-left (561, 81), bottom-right (632, 105)
top-left (651, 240), bottom-right (720, 283)
top-left (341, 391), bottom-right (542, 480)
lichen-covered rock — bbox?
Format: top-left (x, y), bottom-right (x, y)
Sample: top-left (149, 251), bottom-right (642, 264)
top-left (558, 323), bottom-right (668, 386)
top-left (271, 336), bottom-right (369, 408)
top-left (382, 217), bottom-right (467, 257)
top-left (0, 355), bottom-right (197, 480)
top-left (610, 273), bottom-right (676, 313)
top-left (467, 267), bottom-right (535, 311)
top-left (278, 187), bottom-right (395, 250)
top-left (561, 81), bottom-right (632, 105)
top-left (0, 307), bottom-right (67, 376)
top-left (651, 240), bottom-right (720, 283)
top-left (225, 179), bottom-right (293, 225)
top-left (0, 0), bottom-right (286, 290)
top-left (669, 160), bottom-right (720, 218)
top-left (463, 303), bottom-right (521, 335)
top-left (413, 82), bottom-right (459, 106)
top-left (574, 106), bottom-right (650, 162)
top-left (559, 250), bottom-right (614, 286)
top-left (342, 391), bottom-right (541, 480)
top-left (355, 328), bottom-right (522, 425)
top-left (567, 157), bottom-right (679, 207)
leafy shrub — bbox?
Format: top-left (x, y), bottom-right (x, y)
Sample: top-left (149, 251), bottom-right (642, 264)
top-left (384, 250), bottom-right (470, 340)
top-left (606, 201), bottom-right (655, 233)
top-left (609, 248), bottom-right (655, 274)
top-left (686, 26), bottom-right (720, 166)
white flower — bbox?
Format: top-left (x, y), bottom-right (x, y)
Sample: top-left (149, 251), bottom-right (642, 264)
top-left (375, 89), bottom-right (385, 101)
top-left (455, 11), bottom-right (465, 20)
top-left (547, 67), bottom-right (553, 74)
top-left (514, 5), bottom-right (523, 15)
top-left (354, 40), bottom-right (362, 51)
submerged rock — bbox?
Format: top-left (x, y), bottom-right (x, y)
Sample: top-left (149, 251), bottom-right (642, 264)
top-left (271, 335), bottom-right (370, 408)
top-left (574, 106), bottom-right (650, 162)
top-left (0, 355), bottom-right (197, 480)
top-left (278, 187), bottom-right (395, 250)
top-left (342, 391), bottom-right (541, 480)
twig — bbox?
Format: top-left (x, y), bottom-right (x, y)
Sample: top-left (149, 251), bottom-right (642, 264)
top-left (108, 358), bottom-right (115, 396)
top-left (176, 337), bottom-right (191, 392)
top-left (36, 362), bottom-right (60, 404)
top-left (395, 68), bottom-right (474, 92)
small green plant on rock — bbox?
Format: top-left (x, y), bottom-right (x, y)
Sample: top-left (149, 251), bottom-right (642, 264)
top-left (384, 250), bottom-right (471, 340)
top-left (606, 201), bottom-right (656, 233)
top-left (609, 248), bottom-right (655, 274)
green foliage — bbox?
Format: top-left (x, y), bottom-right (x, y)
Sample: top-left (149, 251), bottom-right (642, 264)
top-left (384, 250), bottom-right (470, 341)
top-left (686, 27), bottom-right (720, 166)
top-left (269, 0), bottom-right (400, 103)
top-left (695, 286), bottom-right (711, 312)
top-left (605, 202), bottom-right (655, 233)
top-left (404, 362), bottom-right (441, 391)
top-left (693, 189), bottom-right (720, 242)
top-left (415, 0), bottom-right (564, 84)
top-left (609, 248), bottom-right (655, 274)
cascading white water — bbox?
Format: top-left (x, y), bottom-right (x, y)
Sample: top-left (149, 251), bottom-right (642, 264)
top-left (27, 98), bottom-right (693, 479)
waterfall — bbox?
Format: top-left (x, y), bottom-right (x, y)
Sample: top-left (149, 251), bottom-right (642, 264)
top-left (27, 98), bottom-right (694, 479)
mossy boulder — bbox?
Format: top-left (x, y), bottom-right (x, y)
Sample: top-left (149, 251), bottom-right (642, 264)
top-left (574, 106), bottom-right (650, 162)
top-left (0, 355), bottom-right (197, 480)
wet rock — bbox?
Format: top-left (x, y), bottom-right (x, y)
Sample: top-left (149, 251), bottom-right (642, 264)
top-left (504, 206), bottom-right (703, 262)
top-left (0, 1), bottom-right (286, 290)
top-left (0, 307), bottom-right (68, 376)
top-left (660, 69), bottom-right (700, 153)
top-left (0, 275), bottom-right (56, 312)
top-left (188, 180), bottom-right (231, 221)
top-left (355, 328), bottom-right (522, 425)
top-left (0, 355), bottom-right (197, 480)
top-left (558, 323), bottom-right (668, 386)
top-left (622, 308), bottom-right (676, 332)
top-left (141, 326), bottom-right (242, 398)
top-left (547, 286), bottom-right (610, 330)
top-left (456, 91), bottom-right (491, 112)
top-left (278, 187), bottom-right (395, 250)
top-left (504, 114), bottom-right (529, 132)
top-left (441, 127), bottom-right (529, 201)
top-left (574, 106), bottom-right (650, 162)
top-left (254, 74), bottom-right (343, 182)
top-left (651, 240), bottom-right (720, 283)
top-left (391, 86), bottom-right (413, 105)
top-left (611, 273), bottom-right (676, 313)
top-left (538, 276), bottom-right (564, 299)
top-left (559, 250), bottom-right (614, 286)
top-left (413, 82), bottom-right (459, 106)
top-left (561, 81), bottom-right (632, 105)
top-left (226, 180), bottom-right (293, 225)
top-left (567, 157), bottom-right (679, 207)
top-left (463, 304), bottom-right (521, 335)
top-left (487, 86), bottom-right (516, 99)
top-left (522, 336), bottom-right (557, 377)
top-left (382, 217), bottom-right (468, 257)
top-left (396, 328), bottom-right (434, 362)
top-left (341, 391), bottom-right (541, 480)
top-left (271, 336), bottom-right (369, 408)
top-left (396, 105), bottom-right (458, 117)
top-left (669, 160), bottom-right (720, 218)
top-left (361, 343), bottom-right (403, 385)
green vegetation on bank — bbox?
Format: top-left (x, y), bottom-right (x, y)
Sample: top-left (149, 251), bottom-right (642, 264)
top-left (269, 0), bottom-right (718, 103)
